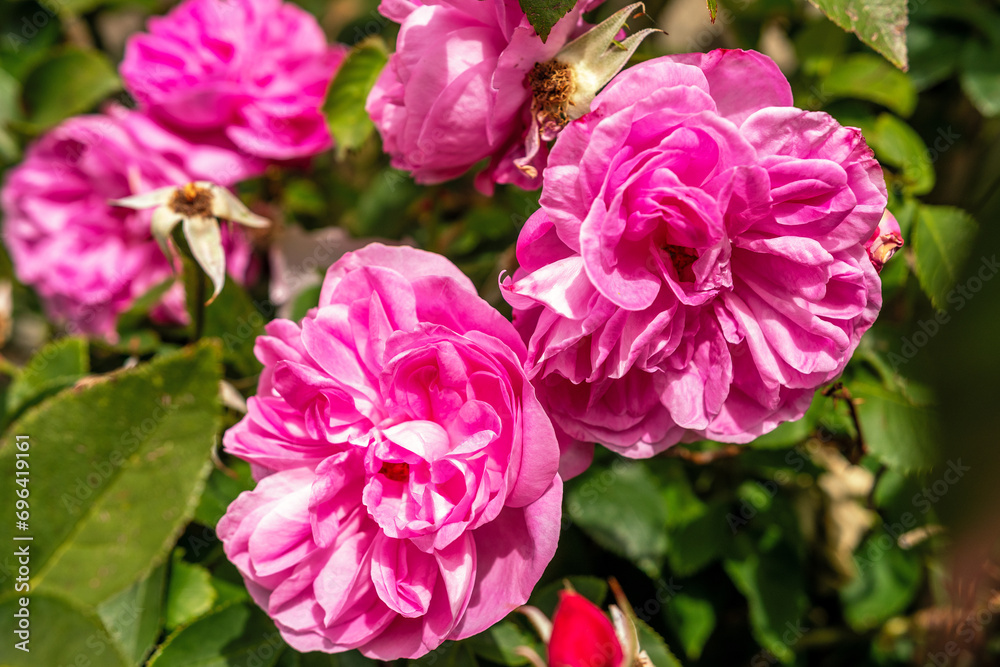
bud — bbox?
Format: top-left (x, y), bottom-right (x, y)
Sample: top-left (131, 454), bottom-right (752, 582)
top-left (866, 209), bottom-right (904, 273)
top-left (516, 578), bottom-right (657, 667)
top-left (111, 182), bottom-right (269, 303)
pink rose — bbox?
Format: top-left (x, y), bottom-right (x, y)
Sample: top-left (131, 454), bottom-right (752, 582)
top-left (366, 0), bottom-right (601, 193)
top-left (503, 50), bottom-right (888, 464)
top-left (1, 108), bottom-right (255, 338)
top-left (121, 0), bottom-right (347, 161)
top-left (218, 244), bottom-right (562, 658)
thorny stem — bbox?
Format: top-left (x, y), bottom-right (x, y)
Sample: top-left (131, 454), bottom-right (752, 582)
top-left (823, 382), bottom-right (866, 464)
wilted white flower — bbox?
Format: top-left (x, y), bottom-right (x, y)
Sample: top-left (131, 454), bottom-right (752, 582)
top-left (111, 181), bottom-right (269, 303)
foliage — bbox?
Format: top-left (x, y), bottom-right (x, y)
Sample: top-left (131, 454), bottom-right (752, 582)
top-left (1, 0), bottom-right (997, 665)
top-left (322, 38), bottom-right (389, 158)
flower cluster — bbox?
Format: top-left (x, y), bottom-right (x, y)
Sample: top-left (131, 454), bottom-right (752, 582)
top-left (2, 0), bottom-right (904, 660)
top-left (219, 45), bottom-right (894, 659)
top-left (2, 0), bottom-right (345, 336)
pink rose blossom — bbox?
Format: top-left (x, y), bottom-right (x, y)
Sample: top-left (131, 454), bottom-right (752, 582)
top-left (502, 49), bottom-right (889, 466)
top-left (218, 244), bottom-right (562, 658)
top-left (121, 0), bottom-right (347, 161)
top-left (366, 0), bottom-right (602, 193)
top-left (1, 108), bottom-right (255, 338)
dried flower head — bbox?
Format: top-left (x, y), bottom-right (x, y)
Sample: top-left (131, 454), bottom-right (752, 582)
top-left (515, 2), bottom-right (659, 178)
top-left (112, 182), bottom-right (270, 303)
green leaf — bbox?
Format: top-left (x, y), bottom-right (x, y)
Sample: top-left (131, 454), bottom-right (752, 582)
top-left (4, 336), bottom-right (89, 426)
top-left (961, 33), bottom-right (1000, 117)
top-left (841, 536), bottom-right (922, 630)
top-left (21, 47), bottom-right (121, 130)
top-left (906, 24), bottom-right (961, 91)
top-left (635, 617), bottom-right (684, 667)
top-left (795, 19), bottom-right (851, 79)
top-left (279, 650), bottom-right (378, 667)
top-left (888, 195), bottom-right (918, 241)
top-left (165, 554), bottom-right (218, 630)
top-left (724, 548), bottom-right (808, 664)
top-left (411, 641), bottom-right (479, 667)
top-left (748, 392), bottom-right (824, 450)
top-left (0, 10), bottom-right (62, 82)
top-left (851, 373), bottom-right (940, 473)
top-left (353, 169), bottom-right (423, 238)
top-left (468, 211), bottom-right (518, 247)
top-left (58, 0), bottom-right (125, 14)
top-left (806, 0), bottom-right (908, 70)
top-left (518, 0), bottom-right (576, 41)
top-left (210, 569), bottom-right (252, 608)
top-left (467, 618), bottom-right (537, 666)
top-left (96, 563), bottom-right (168, 665)
top-left (666, 501), bottom-right (733, 577)
top-left (707, 0), bottom-right (718, 22)
top-left (0, 65), bottom-right (20, 119)
top-left (322, 38), bottom-right (389, 158)
top-left (99, 330), bottom-right (164, 358)
top-left (148, 602), bottom-right (284, 667)
top-left (665, 591), bottom-right (716, 660)
top-left (911, 205), bottom-right (978, 310)
top-left (0, 593), bottom-right (130, 666)
top-left (117, 277), bottom-right (176, 335)
top-left (0, 67), bottom-right (21, 163)
top-left (748, 417), bottom-right (812, 450)
top-left (859, 114), bottom-right (935, 195)
top-left (307, 650), bottom-right (376, 667)
top-left (289, 284), bottom-right (323, 323)
top-left (646, 458), bottom-right (705, 528)
top-left (0, 342), bottom-right (222, 607)
top-left (283, 179), bottom-right (327, 217)
top-left (820, 54), bottom-right (916, 116)
top-left (565, 460), bottom-right (668, 578)
top-left (194, 457), bottom-right (255, 528)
